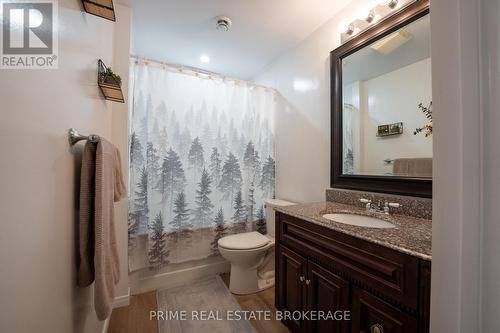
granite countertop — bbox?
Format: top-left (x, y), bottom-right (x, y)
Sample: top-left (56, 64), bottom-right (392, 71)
top-left (275, 201), bottom-right (432, 261)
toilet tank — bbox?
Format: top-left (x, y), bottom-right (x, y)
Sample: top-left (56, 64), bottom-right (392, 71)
top-left (265, 199), bottom-right (296, 237)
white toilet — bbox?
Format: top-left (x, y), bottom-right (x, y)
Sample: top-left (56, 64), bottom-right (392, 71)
top-left (218, 199), bottom-right (295, 295)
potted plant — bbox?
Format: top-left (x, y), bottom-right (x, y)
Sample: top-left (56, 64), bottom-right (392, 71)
top-left (414, 101), bottom-right (432, 137)
top-left (103, 67), bottom-right (122, 86)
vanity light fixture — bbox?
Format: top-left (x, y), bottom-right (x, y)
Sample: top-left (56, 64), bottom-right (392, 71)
top-left (388, 0), bottom-right (400, 9)
top-left (346, 24), bottom-right (356, 36)
top-left (200, 55), bottom-right (210, 63)
top-left (341, 0), bottom-right (416, 43)
top-left (366, 10), bottom-right (376, 23)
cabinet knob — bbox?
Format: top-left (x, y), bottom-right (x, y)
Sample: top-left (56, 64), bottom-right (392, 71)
top-left (299, 276), bottom-right (305, 282)
top-left (305, 279), bottom-right (311, 285)
top-left (371, 323), bottom-right (384, 333)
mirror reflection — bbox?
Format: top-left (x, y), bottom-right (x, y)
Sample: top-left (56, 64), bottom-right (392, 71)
top-left (342, 15), bottom-right (432, 178)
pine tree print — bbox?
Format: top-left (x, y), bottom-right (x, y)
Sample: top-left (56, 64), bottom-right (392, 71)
top-left (218, 152), bottom-right (243, 204)
top-left (148, 212), bottom-right (170, 270)
top-left (158, 126), bottom-right (168, 158)
top-left (130, 132), bottom-right (144, 170)
top-left (128, 212), bottom-right (140, 235)
top-left (201, 123), bottom-right (213, 149)
top-left (260, 156), bottom-right (275, 198)
top-left (211, 208), bottom-right (227, 255)
top-left (192, 168), bottom-right (214, 228)
top-left (131, 90), bottom-right (144, 124)
top-left (246, 181), bottom-right (256, 223)
top-left (170, 192), bottom-right (192, 244)
top-left (139, 116), bottom-right (148, 145)
top-left (157, 148), bottom-right (186, 207)
top-left (188, 137), bottom-right (205, 181)
top-left (155, 100), bottom-right (168, 122)
top-left (237, 133), bottom-right (246, 159)
top-left (128, 69), bottom-right (278, 268)
top-left (252, 151), bottom-right (262, 185)
top-left (208, 147), bottom-right (222, 185)
top-left (146, 142), bottom-right (161, 187)
top-left (216, 128), bottom-right (228, 158)
top-left (256, 205), bottom-right (266, 234)
top-left (232, 190), bottom-right (246, 224)
top-left (152, 119), bottom-right (161, 144)
top-left (178, 127), bottom-right (192, 158)
top-left (127, 212), bottom-right (140, 251)
top-left (243, 141), bottom-right (256, 178)
top-left (134, 167), bottom-right (149, 231)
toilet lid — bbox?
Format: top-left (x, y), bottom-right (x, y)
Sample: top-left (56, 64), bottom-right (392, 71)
top-left (218, 232), bottom-right (271, 250)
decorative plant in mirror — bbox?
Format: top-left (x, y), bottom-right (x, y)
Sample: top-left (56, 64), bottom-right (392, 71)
top-left (414, 101), bottom-right (432, 137)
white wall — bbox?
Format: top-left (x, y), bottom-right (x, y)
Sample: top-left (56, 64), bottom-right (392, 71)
top-left (111, 4), bottom-right (132, 308)
top-left (358, 58), bottom-right (432, 175)
top-left (253, 0), bottom-right (384, 203)
top-left (0, 2), bottom-right (130, 332)
top-left (430, 0), bottom-right (482, 332)
top-left (480, 0), bottom-right (500, 331)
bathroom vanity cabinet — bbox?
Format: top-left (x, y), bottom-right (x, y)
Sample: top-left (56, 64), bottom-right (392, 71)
top-left (275, 212), bottom-right (431, 333)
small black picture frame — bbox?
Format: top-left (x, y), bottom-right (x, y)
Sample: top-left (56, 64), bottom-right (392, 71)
top-left (377, 122), bottom-right (404, 137)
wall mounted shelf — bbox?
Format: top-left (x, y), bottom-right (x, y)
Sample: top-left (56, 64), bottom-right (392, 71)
top-left (81, 0), bottom-right (116, 22)
top-left (97, 59), bottom-right (124, 103)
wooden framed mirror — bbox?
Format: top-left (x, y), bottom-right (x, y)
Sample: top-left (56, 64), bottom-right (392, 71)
top-left (330, 0), bottom-right (431, 198)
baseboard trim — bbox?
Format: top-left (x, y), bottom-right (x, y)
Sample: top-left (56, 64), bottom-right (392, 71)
top-left (130, 259), bottom-right (230, 295)
top-left (101, 316), bottom-right (110, 333)
top-left (113, 287), bottom-right (131, 308)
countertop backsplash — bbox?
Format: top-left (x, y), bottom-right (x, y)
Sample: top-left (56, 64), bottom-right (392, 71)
top-left (326, 188), bottom-right (432, 220)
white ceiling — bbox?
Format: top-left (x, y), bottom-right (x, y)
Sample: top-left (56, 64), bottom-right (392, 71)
top-left (118, 0), bottom-right (353, 80)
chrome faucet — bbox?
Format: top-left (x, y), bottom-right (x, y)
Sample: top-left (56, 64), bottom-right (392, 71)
top-left (359, 198), bottom-right (402, 215)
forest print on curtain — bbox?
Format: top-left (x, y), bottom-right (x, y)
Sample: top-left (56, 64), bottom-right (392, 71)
top-left (128, 58), bottom-right (276, 271)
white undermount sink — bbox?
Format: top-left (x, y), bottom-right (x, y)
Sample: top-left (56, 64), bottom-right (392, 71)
top-left (322, 213), bottom-right (396, 229)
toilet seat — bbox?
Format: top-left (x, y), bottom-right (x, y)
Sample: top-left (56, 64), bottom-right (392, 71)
top-left (218, 231), bottom-right (271, 250)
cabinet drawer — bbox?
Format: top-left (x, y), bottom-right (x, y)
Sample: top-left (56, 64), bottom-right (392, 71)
top-left (277, 213), bottom-right (419, 309)
top-left (351, 287), bottom-right (417, 333)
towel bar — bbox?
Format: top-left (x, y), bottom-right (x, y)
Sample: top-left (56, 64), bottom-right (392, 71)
top-left (68, 128), bottom-right (100, 146)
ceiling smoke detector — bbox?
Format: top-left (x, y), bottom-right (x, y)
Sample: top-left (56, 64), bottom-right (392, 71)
top-left (216, 16), bottom-right (232, 32)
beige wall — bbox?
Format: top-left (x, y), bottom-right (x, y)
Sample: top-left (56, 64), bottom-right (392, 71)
top-left (0, 1), bottom-right (130, 332)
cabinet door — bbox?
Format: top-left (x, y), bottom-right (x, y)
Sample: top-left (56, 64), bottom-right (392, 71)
top-left (351, 287), bottom-right (417, 333)
top-left (418, 261), bottom-right (431, 333)
top-left (307, 261), bottom-right (350, 333)
top-left (276, 245), bottom-right (307, 333)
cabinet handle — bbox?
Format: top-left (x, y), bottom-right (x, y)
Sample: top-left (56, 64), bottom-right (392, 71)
top-left (299, 276), bottom-right (305, 282)
top-left (305, 279), bottom-right (311, 285)
top-left (371, 323), bottom-right (384, 333)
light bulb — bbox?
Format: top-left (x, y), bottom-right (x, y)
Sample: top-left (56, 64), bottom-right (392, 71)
top-left (200, 55), bottom-right (210, 63)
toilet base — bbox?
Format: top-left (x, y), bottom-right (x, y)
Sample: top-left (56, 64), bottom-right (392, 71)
top-left (228, 265), bottom-right (275, 295)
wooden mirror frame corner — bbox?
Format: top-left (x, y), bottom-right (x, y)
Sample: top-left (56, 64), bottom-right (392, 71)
top-left (330, 0), bottom-right (431, 198)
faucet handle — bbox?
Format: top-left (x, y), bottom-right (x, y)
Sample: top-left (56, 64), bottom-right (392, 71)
top-left (360, 198), bottom-right (372, 211)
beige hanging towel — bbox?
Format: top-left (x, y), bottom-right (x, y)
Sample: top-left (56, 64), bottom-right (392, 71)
top-left (77, 139), bottom-right (126, 321)
top-left (393, 157), bottom-right (432, 177)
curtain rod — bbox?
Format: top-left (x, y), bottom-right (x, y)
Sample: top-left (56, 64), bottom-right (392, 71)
top-left (130, 55), bottom-right (276, 92)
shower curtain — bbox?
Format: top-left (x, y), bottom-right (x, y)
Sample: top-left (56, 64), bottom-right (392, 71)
top-left (128, 58), bottom-right (276, 271)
